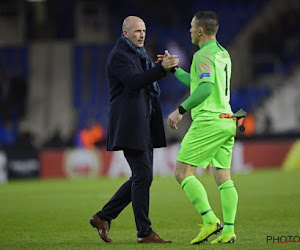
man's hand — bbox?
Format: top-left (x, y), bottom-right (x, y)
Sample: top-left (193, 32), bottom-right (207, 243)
top-left (155, 50), bottom-right (171, 63)
top-left (161, 56), bottom-right (179, 71)
top-left (167, 109), bottom-right (183, 130)
top-left (156, 50), bottom-right (179, 71)
top-left (155, 54), bottom-right (164, 64)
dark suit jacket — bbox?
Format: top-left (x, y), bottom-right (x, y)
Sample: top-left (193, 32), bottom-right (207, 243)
top-left (106, 38), bottom-right (167, 151)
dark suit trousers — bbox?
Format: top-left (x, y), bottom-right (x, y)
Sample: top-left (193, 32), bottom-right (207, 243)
top-left (96, 149), bottom-right (154, 238)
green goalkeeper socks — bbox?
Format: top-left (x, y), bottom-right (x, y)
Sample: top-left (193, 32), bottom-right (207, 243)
top-left (181, 176), bottom-right (217, 225)
top-left (219, 180), bottom-right (238, 234)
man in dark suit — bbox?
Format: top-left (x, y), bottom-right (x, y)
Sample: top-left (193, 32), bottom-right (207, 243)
top-left (89, 16), bottom-right (179, 244)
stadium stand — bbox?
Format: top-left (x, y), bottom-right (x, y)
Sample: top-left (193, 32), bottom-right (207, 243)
top-left (72, 0), bottom-right (267, 138)
top-left (1, 0), bottom-right (300, 146)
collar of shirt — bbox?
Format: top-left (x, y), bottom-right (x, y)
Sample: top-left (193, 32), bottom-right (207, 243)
top-left (200, 40), bottom-right (217, 50)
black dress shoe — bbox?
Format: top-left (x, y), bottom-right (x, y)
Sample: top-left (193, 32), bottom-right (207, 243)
top-left (89, 214), bottom-right (112, 243)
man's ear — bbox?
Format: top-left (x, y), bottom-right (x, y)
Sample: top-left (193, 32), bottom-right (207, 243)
top-left (198, 27), bottom-right (203, 36)
top-left (123, 30), bottom-right (128, 37)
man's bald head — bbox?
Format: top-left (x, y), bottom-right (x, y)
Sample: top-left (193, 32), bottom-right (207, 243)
top-left (122, 16), bottom-right (144, 32)
top-left (122, 16), bottom-right (146, 48)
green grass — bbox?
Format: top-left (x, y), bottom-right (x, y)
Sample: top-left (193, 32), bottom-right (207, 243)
top-left (1, 169), bottom-right (300, 249)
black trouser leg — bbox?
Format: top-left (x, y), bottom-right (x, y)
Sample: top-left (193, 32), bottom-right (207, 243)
top-left (96, 149), bottom-right (153, 238)
top-left (124, 149), bottom-right (154, 238)
top-left (96, 179), bottom-right (132, 223)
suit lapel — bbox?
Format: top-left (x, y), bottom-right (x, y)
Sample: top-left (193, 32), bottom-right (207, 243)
top-left (128, 52), bottom-right (144, 73)
top-left (117, 38), bottom-right (144, 73)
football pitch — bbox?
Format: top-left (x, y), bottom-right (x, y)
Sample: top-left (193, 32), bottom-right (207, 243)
top-left (0, 169), bottom-right (299, 249)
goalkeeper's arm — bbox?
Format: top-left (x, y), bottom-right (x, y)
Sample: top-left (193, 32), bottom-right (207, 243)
top-left (173, 67), bottom-right (191, 88)
top-left (179, 82), bottom-right (213, 113)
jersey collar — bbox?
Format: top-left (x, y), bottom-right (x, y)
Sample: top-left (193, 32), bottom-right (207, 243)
top-left (200, 40), bottom-right (217, 50)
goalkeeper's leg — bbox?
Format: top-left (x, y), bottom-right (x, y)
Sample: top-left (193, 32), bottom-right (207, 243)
top-left (175, 161), bottom-right (221, 244)
top-left (212, 168), bottom-right (238, 243)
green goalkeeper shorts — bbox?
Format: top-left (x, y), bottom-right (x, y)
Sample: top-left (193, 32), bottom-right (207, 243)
top-left (177, 118), bottom-right (236, 169)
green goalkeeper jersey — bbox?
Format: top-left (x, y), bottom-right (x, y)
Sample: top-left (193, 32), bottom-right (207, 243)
top-left (190, 40), bottom-right (232, 120)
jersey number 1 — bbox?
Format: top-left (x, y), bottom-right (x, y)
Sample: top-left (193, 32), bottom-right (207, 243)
top-left (224, 64), bottom-right (228, 96)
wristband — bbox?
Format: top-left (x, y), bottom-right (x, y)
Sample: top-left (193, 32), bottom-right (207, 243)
top-left (170, 66), bottom-right (179, 74)
top-left (178, 105), bottom-right (186, 115)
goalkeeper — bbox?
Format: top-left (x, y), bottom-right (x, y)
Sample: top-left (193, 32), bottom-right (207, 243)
top-left (165, 11), bottom-right (238, 244)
